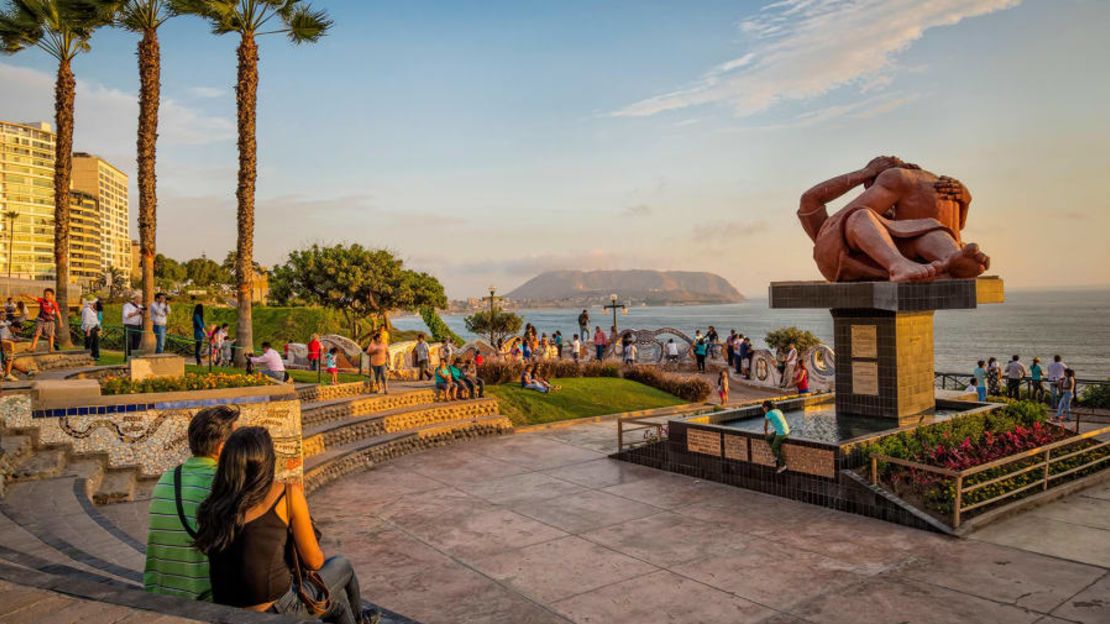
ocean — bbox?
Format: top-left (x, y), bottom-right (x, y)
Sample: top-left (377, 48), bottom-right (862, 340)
top-left (391, 289), bottom-right (1110, 379)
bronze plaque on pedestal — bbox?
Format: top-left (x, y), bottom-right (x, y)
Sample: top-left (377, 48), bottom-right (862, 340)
top-left (723, 435), bottom-right (748, 461)
top-left (852, 360), bottom-right (880, 396)
top-left (687, 429), bottom-right (722, 456)
top-left (851, 324), bottom-right (878, 359)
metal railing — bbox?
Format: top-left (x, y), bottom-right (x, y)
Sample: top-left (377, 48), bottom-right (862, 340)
top-left (869, 423), bottom-right (1110, 529)
top-left (617, 414), bottom-right (669, 452)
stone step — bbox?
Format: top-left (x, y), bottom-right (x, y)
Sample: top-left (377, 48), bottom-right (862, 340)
top-left (1, 434), bottom-right (33, 465)
top-left (92, 470), bottom-right (137, 505)
top-left (301, 388), bottom-right (438, 427)
top-left (0, 477), bottom-right (146, 585)
top-left (296, 380), bottom-right (371, 403)
top-left (302, 397), bottom-right (501, 458)
top-left (63, 459), bottom-right (105, 500)
top-left (7, 449), bottom-right (67, 482)
top-left (304, 414), bottom-right (514, 494)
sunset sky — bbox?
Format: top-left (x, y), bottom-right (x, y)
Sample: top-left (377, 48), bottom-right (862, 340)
top-left (2, 0), bottom-right (1108, 298)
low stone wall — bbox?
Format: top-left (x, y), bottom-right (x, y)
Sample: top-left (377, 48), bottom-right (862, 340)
top-left (3, 384), bottom-right (304, 481)
top-left (11, 350), bottom-right (96, 375)
top-left (296, 380), bottom-right (369, 402)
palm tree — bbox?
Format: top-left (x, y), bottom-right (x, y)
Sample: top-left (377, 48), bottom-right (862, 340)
top-left (172, 0), bottom-right (330, 364)
top-left (0, 0), bottom-right (116, 349)
top-left (112, 0), bottom-right (174, 354)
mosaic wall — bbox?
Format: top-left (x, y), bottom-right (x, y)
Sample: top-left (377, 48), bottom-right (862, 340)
top-left (2, 391), bottom-right (303, 481)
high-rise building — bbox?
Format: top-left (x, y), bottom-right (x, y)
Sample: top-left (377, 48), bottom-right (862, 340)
top-left (69, 190), bottom-right (102, 282)
top-left (0, 121), bottom-right (56, 279)
top-left (72, 152), bottom-right (131, 275)
top-left (0, 121), bottom-right (133, 284)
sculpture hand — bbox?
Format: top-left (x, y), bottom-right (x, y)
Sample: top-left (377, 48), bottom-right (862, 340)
top-left (863, 155), bottom-right (904, 177)
top-left (935, 175), bottom-right (971, 206)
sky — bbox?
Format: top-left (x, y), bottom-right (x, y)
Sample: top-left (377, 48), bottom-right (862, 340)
top-left (2, 0), bottom-right (1109, 299)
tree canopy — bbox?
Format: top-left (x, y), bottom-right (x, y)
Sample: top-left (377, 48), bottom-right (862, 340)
top-left (464, 309), bottom-right (522, 346)
top-left (269, 243), bottom-right (447, 341)
top-left (765, 326), bottom-right (823, 353)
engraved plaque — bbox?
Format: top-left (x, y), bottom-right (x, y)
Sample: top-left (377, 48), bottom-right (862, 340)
top-left (723, 435), bottom-right (748, 461)
top-left (851, 324), bottom-right (878, 359)
top-left (686, 428), bottom-right (721, 456)
top-left (852, 360), bottom-right (879, 396)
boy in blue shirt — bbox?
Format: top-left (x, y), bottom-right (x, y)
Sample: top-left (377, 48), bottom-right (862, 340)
top-left (762, 400), bottom-right (791, 474)
top-left (973, 360), bottom-right (988, 402)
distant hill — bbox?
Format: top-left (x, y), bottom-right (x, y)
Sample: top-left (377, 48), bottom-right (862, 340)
top-left (506, 270), bottom-right (744, 307)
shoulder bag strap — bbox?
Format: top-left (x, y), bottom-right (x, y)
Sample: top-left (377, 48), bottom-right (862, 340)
top-left (173, 465), bottom-right (198, 540)
top-left (285, 483), bottom-right (331, 616)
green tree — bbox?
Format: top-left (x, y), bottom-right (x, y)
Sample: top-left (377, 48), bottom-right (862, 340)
top-left (172, 0), bottom-right (331, 364)
top-left (111, 0), bottom-right (176, 353)
top-left (153, 253), bottom-right (186, 286)
top-left (765, 326), bottom-right (823, 353)
top-left (464, 309), bottom-right (522, 346)
top-left (1, 0), bottom-right (117, 348)
top-left (184, 255), bottom-right (230, 287)
top-left (269, 243), bottom-right (447, 341)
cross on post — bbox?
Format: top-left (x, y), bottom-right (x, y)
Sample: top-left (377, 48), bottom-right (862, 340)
top-left (604, 293), bottom-right (627, 333)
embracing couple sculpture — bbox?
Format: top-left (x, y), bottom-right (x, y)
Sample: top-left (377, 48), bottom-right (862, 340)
top-left (799, 156), bottom-right (990, 283)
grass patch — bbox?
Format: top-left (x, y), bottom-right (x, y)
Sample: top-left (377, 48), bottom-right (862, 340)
top-left (487, 377), bottom-right (685, 426)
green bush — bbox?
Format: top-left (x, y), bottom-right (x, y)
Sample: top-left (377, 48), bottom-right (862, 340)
top-left (764, 326), bottom-right (822, 352)
top-left (621, 366), bottom-right (712, 403)
top-left (1081, 380), bottom-right (1110, 409)
top-left (477, 359), bottom-right (621, 385)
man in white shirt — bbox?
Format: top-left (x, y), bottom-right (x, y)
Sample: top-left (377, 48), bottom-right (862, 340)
top-left (1004, 355), bottom-right (1027, 400)
top-left (249, 342), bottom-right (286, 382)
top-left (122, 293), bottom-right (144, 355)
top-left (150, 293), bottom-right (171, 354)
top-left (80, 299), bottom-right (101, 360)
top-left (1047, 354), bottom-right (1067, 407)
top-left (781, 343), bottom-right (799, 388)
top-left (666, 339), bottom-right (680, 363)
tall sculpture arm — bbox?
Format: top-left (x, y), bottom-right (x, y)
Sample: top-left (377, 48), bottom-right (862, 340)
top-left (797, 156), bottom-right (904, 242)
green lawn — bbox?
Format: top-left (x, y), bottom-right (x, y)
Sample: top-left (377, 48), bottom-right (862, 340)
top-left (487, 377), bottom-right (685, 426)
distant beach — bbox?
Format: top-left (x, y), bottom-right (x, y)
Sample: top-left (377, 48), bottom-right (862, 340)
top-left (394, 288), bottom-right (1110, 379)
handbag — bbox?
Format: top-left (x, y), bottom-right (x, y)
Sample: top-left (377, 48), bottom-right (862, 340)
top-left (284, 483), bottom-right (332, 616)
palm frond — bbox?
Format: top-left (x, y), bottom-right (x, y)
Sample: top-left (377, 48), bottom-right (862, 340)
top-left (283, 3), bottom-right (328, 44)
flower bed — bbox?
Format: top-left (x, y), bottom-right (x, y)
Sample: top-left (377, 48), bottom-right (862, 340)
top-left (100, 372), bottom-right (271, 395)
top-left (477, 360), bottom-right (710, 402)
top-left (865, 401), bottom-right (1110, 520)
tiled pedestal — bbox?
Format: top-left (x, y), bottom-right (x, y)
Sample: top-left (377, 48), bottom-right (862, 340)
top-left (769, 277), bottom-right (1004, 422)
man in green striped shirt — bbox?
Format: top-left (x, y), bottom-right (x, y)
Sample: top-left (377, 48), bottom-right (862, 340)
top-left (144, 406), bottom-right (239, 600)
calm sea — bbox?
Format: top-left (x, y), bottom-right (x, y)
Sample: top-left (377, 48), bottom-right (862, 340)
top-left (392, 289), bottom-right (1110, 379)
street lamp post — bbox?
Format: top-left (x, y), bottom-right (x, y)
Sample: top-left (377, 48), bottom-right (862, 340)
top-left (486, 285), bottom-right (498, 347)
top-left (604, 293), bottom-right (627, 334)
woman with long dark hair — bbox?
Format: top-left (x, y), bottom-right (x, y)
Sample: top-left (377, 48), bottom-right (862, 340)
top-left (192, 303), bottom-right (205, 366)
top-left (193, 427), bottom-right (371, 622)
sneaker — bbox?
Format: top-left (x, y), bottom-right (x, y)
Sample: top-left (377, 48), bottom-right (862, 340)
top-left (776, 465), bottom-right (788, 474)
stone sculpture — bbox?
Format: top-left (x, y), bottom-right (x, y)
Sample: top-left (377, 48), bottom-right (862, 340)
top-left (798, 156), bottom-right (990, 282)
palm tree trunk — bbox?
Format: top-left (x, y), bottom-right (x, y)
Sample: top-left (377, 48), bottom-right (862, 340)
top-left (137, 29), bottom-right (160, 355)
top-left (53, 59), bottom-right (75, 350)
top-left (233, 34), bottom-right (259, 365)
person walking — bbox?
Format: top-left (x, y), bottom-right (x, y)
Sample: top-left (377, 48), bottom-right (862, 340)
top-left (192, 304), bottom-right (206, 366)
top-left (123, 293), bottom-right (144, 355)
top-left (1048, 355), bottom-right (1067, 408)
top-left (25, 288), bottom-right (59, 353)
top-left (693, 337), bottom-right (708, 373)
top-left (80, 298), bottom-right (100, 361)
top-left (367, 334), bottom-right (389, 394)
top-left (193, 427), bottom-right (372, 623)
top-left (593, 326), bottom-right (607, 361)
top-left (1004, 355), bottom-right (1026, 400)
top-left (717, 370), bottom-right (729, 405)
top-left (762, 400), bottom-right (791, 474)
top-left (1056, 368), bottom-right (1077, 422)
top-left (150, 293), bottom-right (171, 354)
top-left (325, 348), bottom-right (339, 385)
top-left (973, 360), bottom-right (988, 402)
top-left (143, 406), bottom-right (239, 600)
top-left (413, 334), bottom-right (432, 381)
top-left (1029, 357), bottom-right (1045, 403)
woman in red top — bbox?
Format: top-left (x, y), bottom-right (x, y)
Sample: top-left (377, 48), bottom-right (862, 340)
top-left (307, 334), bottom-right (322, 371)
top-left (793, 360), bottom-right (810, 395)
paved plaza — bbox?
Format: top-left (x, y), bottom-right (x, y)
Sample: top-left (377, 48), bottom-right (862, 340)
top-left (307, 420), bottom-right (1110, 624)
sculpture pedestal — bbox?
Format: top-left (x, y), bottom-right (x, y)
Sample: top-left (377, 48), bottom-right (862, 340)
top-left (770, 277), bottom-right (1004, 423)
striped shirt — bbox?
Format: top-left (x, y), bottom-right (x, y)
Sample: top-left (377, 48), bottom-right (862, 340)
top-left (143, 456), bottom-right (216, 600)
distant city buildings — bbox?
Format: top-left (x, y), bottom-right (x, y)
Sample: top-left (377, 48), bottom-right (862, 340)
top-left (0, 120), bottom-right (132, 285)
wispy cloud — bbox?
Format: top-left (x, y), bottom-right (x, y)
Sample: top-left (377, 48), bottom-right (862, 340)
top-left (734, 91), bottom-right (921, 130)
top-left (624, 204), bottom-right (653, 217)
top-left (187, 86), bottom-right (225, 99)
top-left (691, 219), bottom-right (768, 242)
top-left (613, 0), bottom-right (1021, 118)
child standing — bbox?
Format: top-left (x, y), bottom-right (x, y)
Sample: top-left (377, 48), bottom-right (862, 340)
top-left (325, 347), bottom-right (339, 385)
top-left (718, 370), bottom-right (730, 405)
top-left (571, 334), bottom-right (581, 363)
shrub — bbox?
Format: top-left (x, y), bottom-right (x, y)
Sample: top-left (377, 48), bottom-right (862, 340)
top-left (100, 372), bottom-right (270, 395)
top-left (621, 366), bottom-right (712, 403)
top-left (764, 326), bottom-right (822, 353)
top-left (420, 306), bottom-right (464, 346)
top-left (1081, 380), bottom-right (1110, 409)
top-left (477, 359), bottom-right (622, 385)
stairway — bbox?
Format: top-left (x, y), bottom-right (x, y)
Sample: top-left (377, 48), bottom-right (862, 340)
top-left (298, 385), bottom-right (513, 493)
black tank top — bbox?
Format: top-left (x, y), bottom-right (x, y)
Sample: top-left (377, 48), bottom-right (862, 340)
top-left (210, 492), bottom-right (292, 607)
